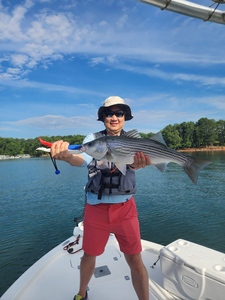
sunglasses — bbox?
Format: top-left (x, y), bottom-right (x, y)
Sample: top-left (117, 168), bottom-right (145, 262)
top-left (104, 110), bottom-right (125, 118)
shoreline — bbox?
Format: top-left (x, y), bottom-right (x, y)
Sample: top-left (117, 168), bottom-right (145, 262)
top-left (1, 148), bottom-right (225, 160)
top-left (179, 147), bottom-right (225, 152)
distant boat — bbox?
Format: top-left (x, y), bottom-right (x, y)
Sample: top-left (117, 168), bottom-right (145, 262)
top-left (136, 0), bottom-right (225, 25)
top-left (2, 222), bottom-right (225, 300)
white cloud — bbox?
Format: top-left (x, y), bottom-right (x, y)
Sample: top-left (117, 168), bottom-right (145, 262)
top-left (4, 114), bottom-right (98, 129)
top-left (7, 67), bottom-right (21, 74)
top-left (0, 3), bottom-right (29, 42)
top-left (115, 63), bottom-right (225, 87)
top-left (107, 55), bottom-right (118, 64)
top-left (116, 14), bottom-right (128, 28)
top-left (59, 0), bottom-right (77, 9)
top-left (198, 96), bottom-right (225, 111)
top-left (89, 57), bottom-right (105, 66)
top-left (11, 54), bottom-right (29, 67)
top-left (79, 103), bottom-right (96, 108)
top-left (0, 72), bottom-right (20, 80)
top-left (0, 0), bottom-right (224, 89)
top-left (24, 0), bottom-right (34, 9)
top-left (99, 21), bottom-right (107, 26)
top-left (0, 78), bottom-right (106, 97)
top-left (133, 109), bottom-right (219, 124)
top-left (0, 126), bottom-right (21, 131)
top-left (26, 60), bottom-right (37, 68)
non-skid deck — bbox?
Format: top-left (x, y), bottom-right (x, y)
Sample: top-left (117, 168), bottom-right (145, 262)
top-left (2, 228), bottom-right (178, 300)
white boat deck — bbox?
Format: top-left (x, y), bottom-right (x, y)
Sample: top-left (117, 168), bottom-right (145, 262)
top-left (2, 225), bottom-right (178, 300)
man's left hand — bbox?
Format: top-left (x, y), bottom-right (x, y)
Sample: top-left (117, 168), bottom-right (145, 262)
top-left (130, 152), bottom-right (151, 170)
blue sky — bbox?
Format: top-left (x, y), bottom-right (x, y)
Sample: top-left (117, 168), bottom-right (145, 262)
top-left (0, 0), bottom-right (224, 139)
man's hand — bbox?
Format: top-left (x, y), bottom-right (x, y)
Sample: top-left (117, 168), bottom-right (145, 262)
top-left (51, 140), bottom-right (72, 161)
top-left (130, 152), bottom-right (151, 170)
top-left (51, 140), bottom-right (84, 166)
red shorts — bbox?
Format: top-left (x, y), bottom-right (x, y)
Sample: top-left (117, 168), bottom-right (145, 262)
top-left (82, 196), bottom-right (142, 256)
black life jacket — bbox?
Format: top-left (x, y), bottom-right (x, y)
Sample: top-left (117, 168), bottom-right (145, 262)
top-left (85, 130), bottom-right (137, 200)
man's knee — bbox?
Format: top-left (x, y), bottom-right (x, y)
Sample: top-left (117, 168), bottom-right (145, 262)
top-left (124, 253), bottom-right (144, 270)
top-left (82, 252), bottom-right (96, 260)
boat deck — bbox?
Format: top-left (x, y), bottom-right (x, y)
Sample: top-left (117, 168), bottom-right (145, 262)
top-left (2, 226), bottom-right (178, 300)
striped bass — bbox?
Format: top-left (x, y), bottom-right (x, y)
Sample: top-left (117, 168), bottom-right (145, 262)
top-left (79, 129), bottom-right (212, 184)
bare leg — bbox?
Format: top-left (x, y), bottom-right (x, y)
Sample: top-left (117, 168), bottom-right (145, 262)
top-left (78, 252), bottom-right (96, 298)
top-left (124, 253), bottom-right (149, 300)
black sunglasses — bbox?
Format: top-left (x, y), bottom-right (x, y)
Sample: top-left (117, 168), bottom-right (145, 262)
top-left (104, 110), bottom-right (125, 118)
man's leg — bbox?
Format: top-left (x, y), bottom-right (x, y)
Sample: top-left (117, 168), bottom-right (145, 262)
top-left (79, 203), bottom-right (113, 298)
top-left (78, 252), bottom-right (96, 298)
top-left (124, 253), bottom-right (149, 300)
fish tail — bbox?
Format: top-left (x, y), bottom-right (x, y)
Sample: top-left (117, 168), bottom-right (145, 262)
top-left (183, 155), bottom-right (212, 184)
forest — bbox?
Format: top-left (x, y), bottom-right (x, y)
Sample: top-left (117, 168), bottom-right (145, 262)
top-left (0, 118), bottom-right (224, 156)
top-left (0, 135), bottom-right (85, 157)
top-left (141, 118), bottom-right (225, 150)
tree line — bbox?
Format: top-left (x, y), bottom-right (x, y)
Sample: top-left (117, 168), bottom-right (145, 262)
top-left (140, 118), bottom-right (225, 150)
top-left (0, 135), bottom-right (85, 157)
top-left (0, 118), bottom-right (224, 156)
top-left (163, 118), bottom-right (225, 149)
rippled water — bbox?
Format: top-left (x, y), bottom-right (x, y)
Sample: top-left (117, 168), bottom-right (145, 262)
top-left (1, 152), bottom-right (225, 296)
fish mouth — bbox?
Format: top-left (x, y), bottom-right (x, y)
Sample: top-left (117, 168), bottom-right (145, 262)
top-left (81, 146), bottom-right (87, 152)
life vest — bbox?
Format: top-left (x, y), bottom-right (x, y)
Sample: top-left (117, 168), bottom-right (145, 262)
top-left (85, 130), bottom-right (137, 200)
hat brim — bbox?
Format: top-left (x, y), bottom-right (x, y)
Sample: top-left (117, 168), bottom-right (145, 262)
top-left (97, 104), bottom-right (133, 122)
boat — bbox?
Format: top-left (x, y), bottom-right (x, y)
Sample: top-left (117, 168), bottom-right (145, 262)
top-left (2, 222), bottom-right (225, 300)
top-left (136, 0), bottom-right (225, 25)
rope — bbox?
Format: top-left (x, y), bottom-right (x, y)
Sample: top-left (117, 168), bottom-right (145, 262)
top-left (150, 255), bottom-right (160, 268)
top-left (205, 2), bottom-right (220, 21)
top-left (63, 234), bottom-right (83, 254)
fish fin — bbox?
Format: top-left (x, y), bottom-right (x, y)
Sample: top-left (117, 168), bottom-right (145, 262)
top-left (149, 132), bottom-right (168, 147)
top-left (183, 155), bottom-right (212, 184)
top-left (115, 163), bottom-right (127, 175)
top-left (123, 129), bottom-right (142, 139)
top-left (153, 162), bottom-right (168, 173)
top-left (94, 132), bottom-right (103, 139)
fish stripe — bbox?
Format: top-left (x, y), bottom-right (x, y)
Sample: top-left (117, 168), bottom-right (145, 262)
top-left (111, 138), bottom-right (190, 166)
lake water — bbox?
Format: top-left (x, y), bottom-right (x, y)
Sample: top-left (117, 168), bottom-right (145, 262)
top-left (1, 151), bottom-right (225, 296)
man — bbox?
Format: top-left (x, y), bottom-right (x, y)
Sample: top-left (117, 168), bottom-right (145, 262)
top-left (51, 96), bottom-right (151, 300)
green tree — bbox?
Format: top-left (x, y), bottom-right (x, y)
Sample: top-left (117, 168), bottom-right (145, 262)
top-left (179, 121), bottom-right (195, 148)
top-left (0, 119), bottom-right (224, 157)
top-left (217, 119), bottom-right (225, 146)
top-left (139, 132), bottom-right (155, 139)
top-left (161, 124), bottom-right (182, 149)
top-left (194, 118), bottom-right (217, 147)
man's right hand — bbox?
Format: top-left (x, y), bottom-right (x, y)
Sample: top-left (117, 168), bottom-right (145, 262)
top-left (51, 140), bottom-right (72, 161)
top-left (51, 140), bottom-right (84, 166)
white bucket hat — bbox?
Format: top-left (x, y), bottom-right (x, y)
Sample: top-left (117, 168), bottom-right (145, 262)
top-left (97, 96), bottom-right (133, 122)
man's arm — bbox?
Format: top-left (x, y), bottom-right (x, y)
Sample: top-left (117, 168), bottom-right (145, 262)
top-left (51, 140), bottom-right (84, 166)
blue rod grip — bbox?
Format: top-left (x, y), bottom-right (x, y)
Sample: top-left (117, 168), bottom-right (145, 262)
top-left (68, 145), bottom-right (82, 150)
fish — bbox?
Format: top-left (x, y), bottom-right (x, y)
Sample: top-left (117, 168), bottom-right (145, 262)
top-left (78, 129), bottom-right (212, 184)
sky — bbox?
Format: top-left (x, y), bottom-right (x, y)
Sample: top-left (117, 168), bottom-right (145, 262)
top-left (0, 0), bottom-right (224, 139)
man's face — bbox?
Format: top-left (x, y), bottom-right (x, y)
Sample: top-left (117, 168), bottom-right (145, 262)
top-left (103, 105), bottom-right (125, 135)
